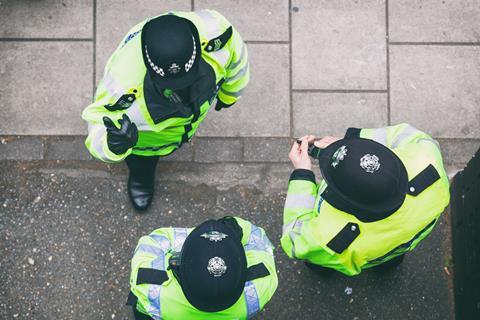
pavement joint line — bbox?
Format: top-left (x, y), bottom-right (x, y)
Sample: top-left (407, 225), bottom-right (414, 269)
top-left (191, 0), bottom-right (194, 11)
top-left (288, 0), bottom-right (293, 139)
top-left (292, 89), bottom-right (388, 93)
top-left (389, 41), bottom-right (480, 46)
top-left (245, 40), bottom-right (290, 44)
top-left (93, 0), bottom-right (97, 96)
top-left (386, 0), bottom-right (391, 125)
top-left (0, 38), bottom-right (93, 42)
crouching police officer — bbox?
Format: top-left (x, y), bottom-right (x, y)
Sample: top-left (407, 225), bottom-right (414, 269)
top-left (82, 10), bottom-right (249, 211)
top-left (281, 123), bottom-right (450, 276)
top-left (127, 216), bottom-right (278, 319)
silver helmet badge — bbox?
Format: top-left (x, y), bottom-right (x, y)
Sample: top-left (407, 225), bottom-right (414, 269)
top-left (207, 257), bottom-right (227, 277)
top-left (360, 154), bottom-right (381, 173)
top-left (200, 231), bottom-right (228, 242)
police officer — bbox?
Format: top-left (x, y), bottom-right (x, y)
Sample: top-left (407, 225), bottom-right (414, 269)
top-left (281, 123), bottom-right (450, 276)
top-left (82, 10), bottom-right (249, 211)
top-left (127, 216), bottom-right (278, 319)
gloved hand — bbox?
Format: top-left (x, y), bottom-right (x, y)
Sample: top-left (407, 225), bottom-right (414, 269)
top-left (214, 99), bottom-right (235, 111)
top-left (103, 114), bottom-right (138, 155)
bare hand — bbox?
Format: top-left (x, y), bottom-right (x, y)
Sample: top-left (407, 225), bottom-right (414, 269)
top-left (289, 136), bottom-right (312, 170)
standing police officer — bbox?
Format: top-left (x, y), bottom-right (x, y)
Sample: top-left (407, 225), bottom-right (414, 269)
top-left (281, 123), bottom-right (450, 276)
top-left (82, 10), bottom-right (249, 211)
top-left (127, 216), bottom-right (278, 319)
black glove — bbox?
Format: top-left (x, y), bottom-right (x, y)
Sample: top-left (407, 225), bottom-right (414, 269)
top-left (214, 99), bottom-right (235, 111)
top-left (103, 114), bottom-right (138, 155)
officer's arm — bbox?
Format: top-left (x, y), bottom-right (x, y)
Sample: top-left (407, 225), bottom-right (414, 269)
top-left (280, 169), bottom-right (319, 259)
top-left (354, 123), bottom-right (440, 150)
top-left (233, 217), bottom-right (278, 314)
top-left (129, 229), bottom-right (174, 316)
top-left (82, 82), bottom-right (133, 163)
top-left (218, 21), bottom-right (249, 106)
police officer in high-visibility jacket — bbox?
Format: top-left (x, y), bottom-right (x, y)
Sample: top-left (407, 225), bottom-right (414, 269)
top-left (127, 217), bottom-right (278, 319)
top-left (281, 123), bottom-right (450, 276)
top-left (82, 10), bottom-right (249, 211)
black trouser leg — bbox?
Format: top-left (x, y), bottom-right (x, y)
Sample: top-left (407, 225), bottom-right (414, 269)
top-left (125, 154), bottom-right (159, 211)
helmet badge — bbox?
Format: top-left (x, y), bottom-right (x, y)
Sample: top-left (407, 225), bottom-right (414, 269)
top-left (360, 154), bottom-right (381, 173)
top-left (200, 231), bottom-right (228, 242)
top-left (331, 146), bottom-right (348, 168)
top-left (207, 257), bottom-right (227, 277)
top-left (168, 63), bottom-right (181, 74)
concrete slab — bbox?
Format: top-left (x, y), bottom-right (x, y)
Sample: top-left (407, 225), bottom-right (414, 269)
top-left (0, 136), bottom-right (43, 160)
top-left (195, 0), bottom-right (289, 41)
top-left (292, 0), bottom-right (387, 90)
top-left (0, 0), bottom-right (92, 38)
top-left (389, 0), bottom-right (480, 42)
top-left (45, 136), bottom-right (91, 161)
top-left (390, 45), bottom-right (480, 139)
top-left (293, 92), bottom-right (388, 138)
top-left (194, 138), bottom-right (243, 162)
top-left (197, 44), bottom-right (290, 137)
top-left (244, 138), bottom-right (291, 162)
top-left (96, 0), bottom-right (191, 82)
top-left (438, 139), bottom-right (480, 165)
top-left (0, 161), bottom-right (454, 319)
top-left (0, 42), bottom-right (92, 135)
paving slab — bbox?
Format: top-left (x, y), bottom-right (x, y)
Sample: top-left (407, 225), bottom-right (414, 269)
top-left (195, 0), bottom-right (289, 41)
top-left (292, 0), bottom-right (387, 90)
top-left (197, 44), bottom-right (290, 137)
top-left (0, 161), bottom-right (454, 319)
top-left (293, 92), bottom-right (388, 138)
top-left (390, 45), bottom-right (480, 139)
top-left (194, 138), bottom-right (243, 162)
top-left (0, 0), bottom-right (92, 38)
top-left (243, 138), bottom-right (291, 162)
top-left (0, 42), bottom-right (92, 135)
top-left (438, 139), bottom-right (480, 165)
top-left (389, 0), bottom-right (480, 42)
top-left (45, 136), bottom-right (91, 161)
top-left (0, 136), bottom-right (43, 160)
top-left (96, 0), bottom-right (191, 81)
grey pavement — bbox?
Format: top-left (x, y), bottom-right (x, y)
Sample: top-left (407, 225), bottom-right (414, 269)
top-left (1, 0), bottom-right (479, 319)
top-left (0, 161), bottom-right (454, 320)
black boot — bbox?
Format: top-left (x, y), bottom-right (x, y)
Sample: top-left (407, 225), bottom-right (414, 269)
top-left (125, 154), bottom-right (159, 212)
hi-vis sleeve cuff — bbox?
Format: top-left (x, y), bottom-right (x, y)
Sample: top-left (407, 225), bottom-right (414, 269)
top-left (85, 124), bottom-right (132, 163)
top-left (289, 169), bottom-right (316, 183)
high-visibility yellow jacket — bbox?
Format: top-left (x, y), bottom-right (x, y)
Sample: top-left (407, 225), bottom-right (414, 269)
top-left (281, 124), bottom-right (450, 276)
top-left (82, 10), bottom-right (249, 163)
top-left (129, 217), bottom-right (278, 319)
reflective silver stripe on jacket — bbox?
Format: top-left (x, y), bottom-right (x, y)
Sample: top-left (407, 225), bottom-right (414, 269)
top-left (89, 125), bottom-right (113, 163)
top-left (284, 193), bottom-right (316, 210)
top-left (244, 280), bottom-right (260, 318)
top-left (173, 228), bottom-right (188, 252)
top-left (228, 44), bottom-right (246, 71)
top-left (371, 127), bottom-right (388, 146)
top-left (147, 285), bottom-right (162, 320)
top-left (195, 10), bottom-right (231, 66)
top-left (220, 87), bottom-right (245, 98)
top-left (391, 125), bottom-right (419, 148)
top-left (245, 225), bottom-right (274, 255)
top-left (225, 62), bottom-right (249, 82)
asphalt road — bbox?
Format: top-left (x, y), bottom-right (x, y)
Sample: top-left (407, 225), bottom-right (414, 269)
top-left (0, 161), bottom-right (454, 320)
